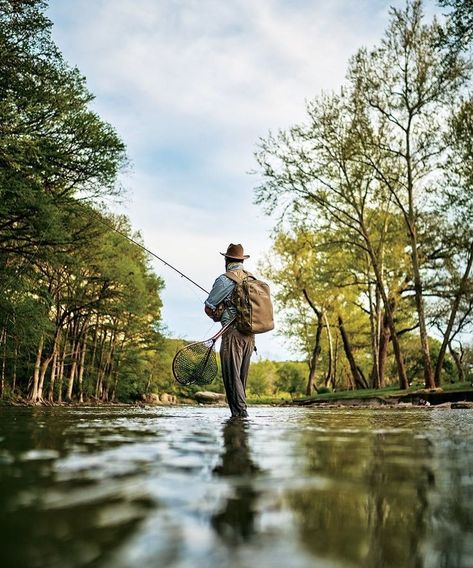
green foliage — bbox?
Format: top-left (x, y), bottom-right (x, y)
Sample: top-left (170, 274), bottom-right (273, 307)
top-left (247, 359), bottom-right (278, 396)
top-left (255, 0), bottom-right (473, 390)
top-left (439, 0), bottom-right (473, 48)
top-left (275, 361), bottom-right (307, 394)
top-left (0, 1), bottom-right (166, 403)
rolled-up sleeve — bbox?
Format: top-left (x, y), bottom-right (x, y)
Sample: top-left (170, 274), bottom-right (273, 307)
top-left (205, 276), bottom-right (234, 310)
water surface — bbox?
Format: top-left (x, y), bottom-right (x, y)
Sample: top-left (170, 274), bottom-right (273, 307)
top-left (0, 406), bottom-right (472, 568)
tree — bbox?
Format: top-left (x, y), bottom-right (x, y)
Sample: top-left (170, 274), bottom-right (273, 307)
top-left (439, 0), bottom-right (473, 48)
top-left (0, 0), bottom-right (126, 261)
top-left (247, 359), bottom-right (278, 396)
top-left (349, 0), bottom-right (468, 388)
top-left (256, 85), bottom-right (411, 388)
top-left (255, 0), bottom-right (471, 390)
top-left (0, 2), bottom-right (167, 403)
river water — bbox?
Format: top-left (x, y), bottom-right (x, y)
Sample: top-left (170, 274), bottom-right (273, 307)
top-left (0, 406), bottom-right (472, 568)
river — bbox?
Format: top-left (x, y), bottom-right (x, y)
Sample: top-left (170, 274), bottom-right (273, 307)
top-left (0, 406), bottom-right (472, 568)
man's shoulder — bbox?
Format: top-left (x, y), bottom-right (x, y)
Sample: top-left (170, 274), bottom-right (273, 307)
top-left (212, 273), bottom-right (235, 287)
top-left (216, 272), bottom-right (236, 283)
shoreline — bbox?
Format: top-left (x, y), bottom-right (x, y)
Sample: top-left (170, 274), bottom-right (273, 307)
top-left (2, 387), bottom-right (473, 410)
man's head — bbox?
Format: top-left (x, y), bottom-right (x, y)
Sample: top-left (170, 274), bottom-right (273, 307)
top-left (220, 243), bottom-right (249, 265)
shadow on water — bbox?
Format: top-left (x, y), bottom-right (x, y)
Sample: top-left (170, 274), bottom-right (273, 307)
top-left (211, 418), bottom-right (260, 544)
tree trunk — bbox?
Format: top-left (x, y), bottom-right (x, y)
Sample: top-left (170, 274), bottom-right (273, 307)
top-left (77, 328), bottom-right (89, 403)
top-left (66, 337), bottom-right (79, 402)
top-left (37, 329), bottom-right (61, 401)
top-left (449, 341), bottom-right (465, 383)
top-left (306, 311), bottom-right (323, 395)
top-left (377, 314), bottom-right (390, 390)
top-left (434, 241), bottom-right (473, 386)
top-left (323, 313), bottom-right (335, 388)
top-left (338, 315), bottom-right (368, 389)
top-left (29, 335), bottom-right (44, 402)
top-left (95, 328), bottom-right (108, 399)
top-left (145, 372), bottom-right (152, 394)
top-left (411, 242), bottom-right (435, 388)
top-left (302, 289), bottom-right (325, 395)
top-left (367, 259), bottom-right (380, 389)
top-left (12, 340), bottom-right (18, 395)
top-left (47, 348), bottom-right (58, 403)
top-left (56, 338), bottom-right (66, 404)
top-left (333, 333), bottom-right (339, 390)
top-left (101, 331), bottom-right (117, 402)
top-left (89, 314), bottom-right (100, 379)
top-left (405, 121), bottom-right (434, 389)
top-left (361, 226), bottom-right (408, 389)
top-left (0, 329), bottom-right (6, 398)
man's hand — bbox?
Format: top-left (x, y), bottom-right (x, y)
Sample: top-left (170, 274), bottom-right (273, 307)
top-left (204, 305), bottom-right (216, 320)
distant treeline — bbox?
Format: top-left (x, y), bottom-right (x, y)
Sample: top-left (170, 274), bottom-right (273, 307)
top-left (255, 0), bottom-right (473, 394)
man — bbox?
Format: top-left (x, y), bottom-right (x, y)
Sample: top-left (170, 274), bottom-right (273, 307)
top-left (204, 243), bottom-right (255, 418)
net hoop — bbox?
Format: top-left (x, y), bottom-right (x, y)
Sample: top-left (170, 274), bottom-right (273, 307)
top-left (172, 319), bottom-right (235, 385)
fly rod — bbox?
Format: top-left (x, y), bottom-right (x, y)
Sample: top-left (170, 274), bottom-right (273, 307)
top-left (90, 210), bottom-right (209, 295)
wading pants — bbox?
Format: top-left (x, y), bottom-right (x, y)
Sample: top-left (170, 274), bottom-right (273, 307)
top-left (220, 326), bottom-right (255, 417)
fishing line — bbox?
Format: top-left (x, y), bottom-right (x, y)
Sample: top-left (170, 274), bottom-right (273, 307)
top-left (90, 208), bottom-right (209, 295)
top-left (91, 209), bottom-right (232, 350)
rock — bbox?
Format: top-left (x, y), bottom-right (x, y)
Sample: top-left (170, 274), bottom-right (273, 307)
top-left (160, 393), bottom-right (177, 405)
top-left (141, 393), bottom-right (177, 405)
top-left (141, 393), bottom-right (161, 404)
top-left (194, 391), bottom-right (226, 404)
top-left (451, 402), bottom-right (473, 409)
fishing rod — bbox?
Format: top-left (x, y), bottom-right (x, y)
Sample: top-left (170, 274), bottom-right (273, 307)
top-left (91, 210), bottom-right (209, 295)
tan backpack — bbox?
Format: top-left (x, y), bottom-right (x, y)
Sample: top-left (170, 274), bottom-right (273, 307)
top-left (225, 270), bottom-right (274, 334)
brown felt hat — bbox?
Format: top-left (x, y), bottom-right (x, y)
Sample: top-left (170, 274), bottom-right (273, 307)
top-left (220, 243), bottom-right (250, 260)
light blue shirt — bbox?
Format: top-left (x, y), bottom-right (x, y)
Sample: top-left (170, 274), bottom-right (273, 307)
top-left (205, 262), bottom-right (243, 325)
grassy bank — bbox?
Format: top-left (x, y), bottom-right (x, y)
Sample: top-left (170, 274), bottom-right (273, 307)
top-left (245, 382), bottom-right (473, 406)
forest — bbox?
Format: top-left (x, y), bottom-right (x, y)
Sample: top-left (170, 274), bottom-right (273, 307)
top-left (1, 0), bottom-right (473, 403)
top-left (255, 0), bottom-right (473, 395)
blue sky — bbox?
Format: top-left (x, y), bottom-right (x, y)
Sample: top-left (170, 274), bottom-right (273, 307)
top-left (47, 0), bottom-right (437, 360)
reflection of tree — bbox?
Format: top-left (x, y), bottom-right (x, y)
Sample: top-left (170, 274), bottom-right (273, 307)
top-left (211, 418), bottom-right (260, 544)
top-left (287, 413), bottom-right (436, 567)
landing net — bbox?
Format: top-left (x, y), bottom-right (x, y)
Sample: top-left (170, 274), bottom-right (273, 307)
top-left (172, 320), bottom-right (234, 386)
top-left (172, 338), bottom-right (218, 385)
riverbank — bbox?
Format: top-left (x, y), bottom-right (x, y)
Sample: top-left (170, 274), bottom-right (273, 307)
top-left (288, 383), bottom-right (473, 409)
top-left (3, 383), bottom-right (473, 409)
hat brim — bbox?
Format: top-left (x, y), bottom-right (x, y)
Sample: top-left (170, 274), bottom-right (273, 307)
top-left (220, 252), bottom-right (250, 260)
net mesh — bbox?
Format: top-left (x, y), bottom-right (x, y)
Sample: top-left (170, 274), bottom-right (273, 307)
top-left (172, 339), bottom-right (218, 386)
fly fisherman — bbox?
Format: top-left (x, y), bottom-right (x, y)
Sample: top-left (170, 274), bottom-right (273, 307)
top-left (204, 243), bottom-right (255, 418)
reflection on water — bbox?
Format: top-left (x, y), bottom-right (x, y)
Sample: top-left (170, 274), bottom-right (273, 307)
top-left (212, 418), bottom-right (260, 544)
top-left (0, 406), bottom-right (472, 568)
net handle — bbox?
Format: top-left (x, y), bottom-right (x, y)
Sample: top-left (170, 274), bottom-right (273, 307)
top-left (212, 317), bottom-right (236, 341)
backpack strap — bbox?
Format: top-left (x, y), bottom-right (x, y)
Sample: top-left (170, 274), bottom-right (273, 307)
top-left (224, 270), bottom-right (253, 283)
top-left (223, 270), bottom-right (253, 307)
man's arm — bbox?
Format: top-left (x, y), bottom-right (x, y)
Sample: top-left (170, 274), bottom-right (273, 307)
top-left (204, 275), bottom-right (234, 320)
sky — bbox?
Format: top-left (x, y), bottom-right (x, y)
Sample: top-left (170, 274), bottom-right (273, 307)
top-left (47, 0), bottom-right (437, 360)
